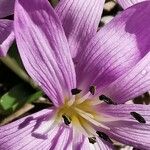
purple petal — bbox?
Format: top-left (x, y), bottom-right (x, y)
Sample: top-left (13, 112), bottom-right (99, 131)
top-left (76, 1), bottom-right (150, 94)
top-left (14, 0), bottom-right (76, 106)
top-left (55, 0), bottom-right (105, 58)
top-left (0, 19), bottom-right (14, 56)
top-left (106, 121), bottom-right (150, 150)
top-left (0, 109), bottom-right (72, 150)
top-left (117, 0), bottom-right (146, 9)
top-left (0, 0), bottom-right (15, 18)
top-left (102, 52), bottom-right (150, 103)
top-left (99, 104), bottom-right (150, 124)
top-left (96, 104), bottom-right (150, 149)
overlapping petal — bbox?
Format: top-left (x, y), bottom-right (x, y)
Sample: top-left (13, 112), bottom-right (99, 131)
top-left (106, 121), bottom-right (150, 150)
top-left (117, 0), bottom-right (146, 9)
top-left (14, 0), bottom-right (76, 107)
top-left (101, 52), bottom-right (150, 103)
top-left (55, 0), bottom-right (105, 58)
top-left (0, 19), bottom-right (14, 56)
top-left (76, 2), bottom-right (150, 94)
top-left (96, 104), bottom-right (150, 149)
top-left (0, 0), bottom-right (15, 18)
top-left (0, 109), bottom-right (72, 150)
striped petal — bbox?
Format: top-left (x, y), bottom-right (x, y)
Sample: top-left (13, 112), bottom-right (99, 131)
top-left (117, 0), bottom-right (146, 9)
top-left (0, 19), bottom-right (14, 56)
top-left (76, 1), bottom-right (150, 95)
top-left (14, 0), bottom-right (76, 107)
top-left (55, 0), bottom-right (105, 58)
top-left (0, 0), bottom-right (15, 18)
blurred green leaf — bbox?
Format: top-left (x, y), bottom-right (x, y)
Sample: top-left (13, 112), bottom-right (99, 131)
top-left (0, 84), bottom-right (43, 115)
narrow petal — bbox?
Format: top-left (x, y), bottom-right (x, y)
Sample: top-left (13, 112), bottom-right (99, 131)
top-left (0, 0), bottom-right (15, 18)
top-left (14, 0), bottom-right (76, 106)
top-left (55, 0), bottom-right (105, 58)
top-left (76, 1), bottom-right (150, 94)
top-left (0, 19), bottom-right (14, 56)
top-left (117, 0), bottom-right (146, 9)
top-left (102, 52), bottom-right (150, 103)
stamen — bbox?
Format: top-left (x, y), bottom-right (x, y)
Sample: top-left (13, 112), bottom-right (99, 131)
top-left (96, 131), bottom-right (113, 143)
top-left (62, 114), bottom-right (71, 125)
top-left (71, 88), bottom-right (82, 95)
top-left (88, 137), bottom-right (96, 144)
top-left (76, 92), bottom-right (91, 104)
top-left (130, 112), bottom-right (146, 124)
top-left (99, 95), bottom-right (117, 105)
top-left (89, 85), bottom-right (96, 95)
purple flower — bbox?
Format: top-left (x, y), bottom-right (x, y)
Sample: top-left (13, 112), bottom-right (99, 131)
top-left (0, 0), bottom-right (15, 56)
top-left (1, 0), bottom-right (150, 149)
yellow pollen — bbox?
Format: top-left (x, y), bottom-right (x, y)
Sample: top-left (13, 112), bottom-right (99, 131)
top-left (55, 95), bottom-right (108, 137)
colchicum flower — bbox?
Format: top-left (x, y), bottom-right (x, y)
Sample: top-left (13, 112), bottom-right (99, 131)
top-left (1, 0), bottom-right (150, 149)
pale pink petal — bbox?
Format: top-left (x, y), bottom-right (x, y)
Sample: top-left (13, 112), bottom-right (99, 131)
top-left (14, 0), bottom-right (76, 107)
top-left (76, 1), bottom-right (150, 94)
top-left (0, 0), bottom-right (15, 18)
top-left (117, 0), bottom-right (146, 9)
top-left (0, 19), bottom-right (14, 56)
top-left (55, 0), bottom-right (105, 58)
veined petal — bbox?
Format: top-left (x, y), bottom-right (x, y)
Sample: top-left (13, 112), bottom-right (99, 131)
top-left (106, 121), bottom-right (150, 150)
top-left (102, 52), bottom-right (150, 103)
top-left (76, 1), bottom-right (150, 93)
top-left (0, 109), bottom-right (72, 150)
top-left (99, 104), bottom-right (150, 123)
top-left (0, 0), bottom-right (15, 18)
top-left (117, 0), bottom-right (146, 9)
top-left (55, 0), bottom-right (105, 58)
top-left (14, 0), bottom-right (76, 107)
top-left (0, 19), bottom-right (14, 56)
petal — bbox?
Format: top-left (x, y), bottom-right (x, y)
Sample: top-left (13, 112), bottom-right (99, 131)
top-left (14, 0), bottom-right (76, 106)
top-left (0, 109), bottom-right (53, 150)
top-left (106, 121), bottom-right (150, 150)
top-left (72, 129), bottom-right (113, 150)
top-left (55, 0), bottom-right (105, 58)
top-left (102, 52), bottom-right (150, 103)
top-left (0, 19), bottom-right (14, 56)
top-left (0, 108), bottom-right (72, 150)
top-left (0, 0), bottom-right (15, 18)
top-left (117, 0), bottom-right (146, 9)
top-left (76, 1), bottom-right (150, 93)
top-left (99, 104), bottom-right (150, 123)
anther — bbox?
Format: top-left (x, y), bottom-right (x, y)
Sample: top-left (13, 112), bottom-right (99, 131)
top-left (89, 85), bottom-right (96, 95)
top-left (62, 114), bottom-right (71, 125)
top-left (130, 112), bottom-right (146, 124)
top-left (71, 88), bottom-right (82, 95)
top-left (99, 95), bottom-right (117, 105)
top-left (96, 131), bottom-right (113, 143)
top-left (88, 137), bottom-right (96, 144)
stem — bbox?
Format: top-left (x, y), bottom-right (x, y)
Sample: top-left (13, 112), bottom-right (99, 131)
top-left (0, 56), bottom-right (38, 89)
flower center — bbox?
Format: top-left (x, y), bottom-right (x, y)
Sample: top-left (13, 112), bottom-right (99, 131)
top-left (55, 88), bottom-right (110, 138)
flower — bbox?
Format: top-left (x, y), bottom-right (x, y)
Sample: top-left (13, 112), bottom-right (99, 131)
top-left (1, 0), bottom-right (150, 149)
top-left (0, 0), bottom-right (15, 56)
